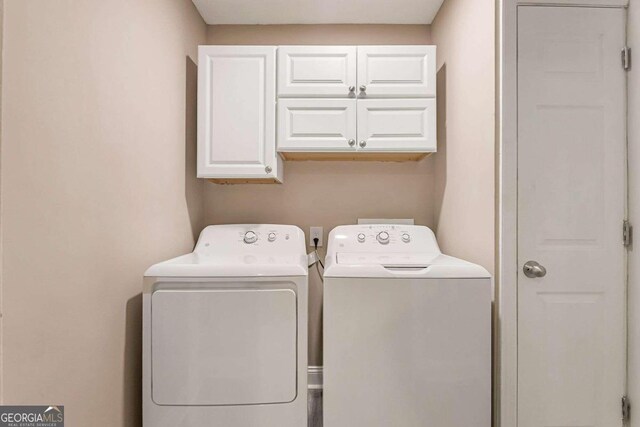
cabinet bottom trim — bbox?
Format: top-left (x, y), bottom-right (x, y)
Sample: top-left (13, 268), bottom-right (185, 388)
top-left (208, 178), bottom-right (282, 185)
top-left (280, 152), bottom-right (431, 162)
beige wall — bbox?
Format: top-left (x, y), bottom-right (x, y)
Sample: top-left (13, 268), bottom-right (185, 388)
top-left (1, 1), bottom-right (206, 425)
top-left (0, 0), bottom-right (3, 403)
top-left (208, 24), bottom-right (431, 44)
top-left (0, 0), bottom-right (3, 399)
top-left (431, 0), bottom-right (495, 273)
top-left (204, 25), bottom-right (434, 366)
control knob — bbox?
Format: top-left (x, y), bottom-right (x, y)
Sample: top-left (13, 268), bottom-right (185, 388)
top-left (244, 231), bottom-right (258, 244)
top-left (268, 232), bottom-right (277, 242)
top-left (376, 231), bottom-right (390, 244)
top-left (357, 233), bottom-right (366, 243)
top-left (401, 233), bottom-right (411, 243)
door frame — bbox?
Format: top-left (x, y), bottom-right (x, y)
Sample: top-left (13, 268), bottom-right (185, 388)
top-left (499, 1), bottom-right (629, 426)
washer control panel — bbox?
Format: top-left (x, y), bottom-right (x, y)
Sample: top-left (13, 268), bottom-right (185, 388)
top-left (328, 224), bottom-right (441, 255)
top-left (352, 226), bottom-right (414, 246)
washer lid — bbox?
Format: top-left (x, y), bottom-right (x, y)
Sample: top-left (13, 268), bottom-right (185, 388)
top-left (337, 252), bottom-right (439, 267)
top-left (145, 224), bottom-right (308, 277)
top-left (327, 253), bottom-right (491, 279)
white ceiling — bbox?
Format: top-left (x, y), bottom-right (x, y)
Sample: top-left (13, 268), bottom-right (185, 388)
top-left (192, 0), bottom-right (445, 25)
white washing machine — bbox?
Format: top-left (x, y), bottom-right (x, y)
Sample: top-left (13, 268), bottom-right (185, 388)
top-left (323, 224), bottom-right (491, 427)
top-left (143, 224), bottom-right (308, 427)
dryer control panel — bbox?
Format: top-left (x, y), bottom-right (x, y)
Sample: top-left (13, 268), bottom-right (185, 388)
top-left (194, 224), bottom-right (306, 256)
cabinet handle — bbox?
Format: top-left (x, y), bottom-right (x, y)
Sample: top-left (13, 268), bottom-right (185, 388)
top-left (359, 85), bottom-right (367, 92)
top-left (348, 86), bottom-right (355, 93)
top-left (348, 139), bottom-right (356, 146)
top-left (265, 165), bottom-right (272, 174)
top-left (359, 141), bottom-right (367, 148)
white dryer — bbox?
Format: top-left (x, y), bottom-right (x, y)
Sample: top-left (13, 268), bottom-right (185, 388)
top-left (143, 224), bottom-right (307, 427)
top-left (323, 224), bottom-right (491, 427)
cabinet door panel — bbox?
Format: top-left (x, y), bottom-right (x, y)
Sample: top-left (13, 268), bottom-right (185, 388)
top-left (278, 46), bottom-right (357, 97)
top-left (198, 46), bottom-right (281, 181)
top-left (357, 46), bottom-right (436, 97)
top-left (357, 99), bottom-right (436, 152)
top-left (278, 99), bottom-right (357, 152)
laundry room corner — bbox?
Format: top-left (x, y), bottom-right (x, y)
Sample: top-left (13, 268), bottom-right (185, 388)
top-left (430, 0), bottom-right (496, 275)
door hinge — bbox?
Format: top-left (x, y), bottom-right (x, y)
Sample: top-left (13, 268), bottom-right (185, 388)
top-left (622, 46), bottom-right (631, 71)
top-left (623, 395), bottom-right (631, 423)
top-left (623, 220), bottom-right (633, 247)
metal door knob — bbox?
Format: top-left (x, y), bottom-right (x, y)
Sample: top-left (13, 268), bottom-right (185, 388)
top-left (349, 86), bottom-right (355, 93)
top-left (359, 85), bottom-right (367, 92)
top-left (348, 139), bottom-right (356, 146)
top-left (265, 165), bottom-right (272, 174)
top-left (359, 141), bottom-right (367, 148)
top-left (523, 260), bottom-right (547, 278)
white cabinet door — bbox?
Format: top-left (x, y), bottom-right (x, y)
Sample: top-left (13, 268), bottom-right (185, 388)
top-left (357, 46), bottom-right (436, 97)
top-left (278, 99), bottom-right (357, 152)
top-left (278, 46), bottom-right (357, 97)
top-left (357, 99), bottom-right (436, 152)
top-left (198, 46), bottom-right (282, 182)
top-left (517, 7), bottom-right (626, 427)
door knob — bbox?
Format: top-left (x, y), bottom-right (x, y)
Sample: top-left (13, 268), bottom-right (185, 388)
top-left (359, 85), bottom-right (367, 92)
top-left (348, 139), bottom-right (356, 146)
top-left (523, 260), bottom-right (547, 278)
top-left (359, 141), bottom-right (367, 148)
top-left (349, 86), bottom-right (355, 93)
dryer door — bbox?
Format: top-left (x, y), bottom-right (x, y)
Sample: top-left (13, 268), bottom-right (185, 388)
top-left (151, 285), bottom-right (297, 405)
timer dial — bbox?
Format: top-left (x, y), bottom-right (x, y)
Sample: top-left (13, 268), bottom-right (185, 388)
top-left (243, 231), bottom-right (258, 244)
top-left (376, 231), bottom-right (390, 244)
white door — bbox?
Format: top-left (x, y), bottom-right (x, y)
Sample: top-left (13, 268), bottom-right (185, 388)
top-left (277, 99), bottom-right (357, 152)
top-left (518, 7), bottom-right (626, 427)
top-left (357, 99), bottom-right (436, 152)
top-left (198, 46), bottom-right (280, 181)
top-left (357, 46), bottom-right (436, 97)
top-left (277, 46), bottom-right (357, 97)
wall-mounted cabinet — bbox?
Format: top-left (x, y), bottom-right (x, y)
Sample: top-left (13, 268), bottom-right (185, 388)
top-left (276, 45), bottom-right (437, 159)
top-left (198, 45), bottom-right (436, 182)
top-left (198, 46), bottom-right (282, 183)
